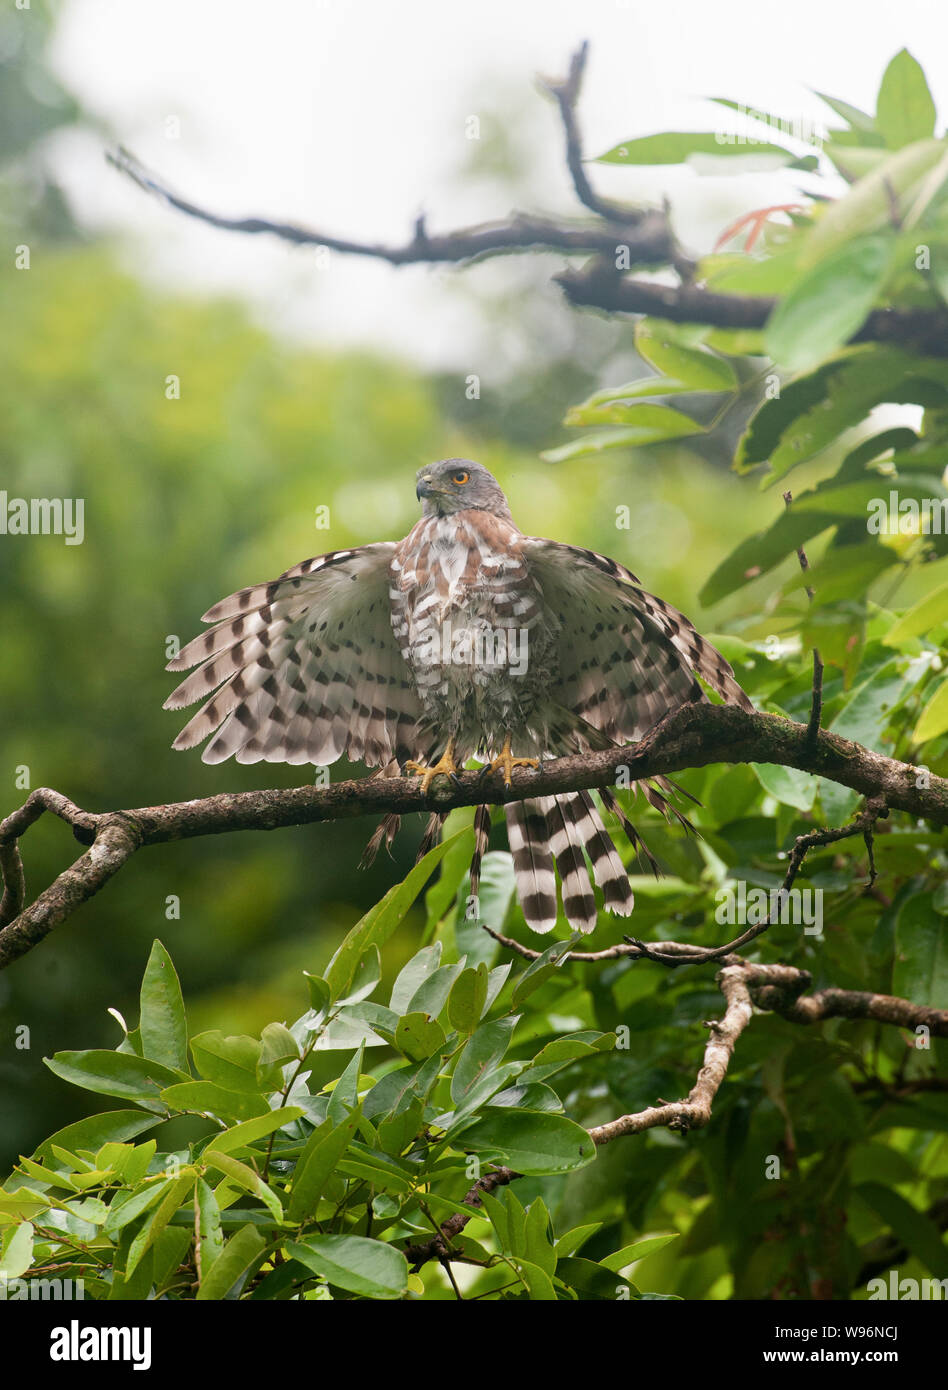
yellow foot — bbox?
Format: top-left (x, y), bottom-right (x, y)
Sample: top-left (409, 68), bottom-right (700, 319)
top-left (406, 742), bottom-right (460, 794)
top-left (486, 735), bottom-right (539, 788)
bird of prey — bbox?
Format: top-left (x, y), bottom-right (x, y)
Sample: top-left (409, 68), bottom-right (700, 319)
top-left (165, 459), bottom-right (752, 934)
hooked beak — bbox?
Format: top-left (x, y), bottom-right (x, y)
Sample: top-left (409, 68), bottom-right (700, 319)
top-left (416, 474), bottom-right (435, 500)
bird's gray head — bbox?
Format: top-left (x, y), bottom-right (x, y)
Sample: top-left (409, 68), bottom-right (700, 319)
top-left (415, 459), bottom-right (513, 522)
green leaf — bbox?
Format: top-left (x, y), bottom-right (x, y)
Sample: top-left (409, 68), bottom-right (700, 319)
top-left (138, 939), bottom-right (189, 1072)
top-left (394, 1012), bottom-right (447, 1061)
top-left (555, 1223), bottom-right (602, 1258)
top-left (594, 131), bottom-right (796, 167)
top-left (830, 656), bottom-right (925, 752)
top-left (389, 943), bottom-right (443, 1013)
top-left (599, 1233), bottom-right (680, 1271)
top-left (0, 1222), bottom-right (34, 1279)
top-left (288, 1235), bottom-right (409, 1300)
top-left (735, 348), bottom-right (948, 486)
top-left (33, 1110), bottom-right (160, 1162)
top-left (190, 1032), bottom-right (262, 1094)
top-left (519, 1037), bottom-right (600, 1084)
top-left (194, 1178), bottom-right (225, 1275)
top-left (406, 962), bottom-right (464, 1017)
top-left (790, 541), bottom-right (898, 609)
top-left (456, 852), bottom-right (515, 964)
top-left (814, 90), bottom-right (877, 135)
top-left (801, 140), bottom-right (945, 266)
top-left (325, 832), bottom-right (468, 1001)
top-left (326, 1043), bottom-right (364, 1126)
top-left (336, 945), bottom-right (382, 1007)
top-left (460, 1109), bottom-right (597, 1175)
top-left (204, 1107), bottom-right (304, 1157)
top-left (512, 936), bottom-right (579, 1008)
top-left (875, 50), bottom-right (937, 150)
top-left (556, 402), bottom-right (706, 437)
top-left (336, 1150), bottom-right (414, 1195)
top-left (451, 1016), bottom-right (518, 1104)
top-left (312, 1002), bottom-right (394, 1051)
top-left (160, 1081), bottom-right (268, 1123)
top-left (286, 1110), bottom-right (360, 1223)
top-left (95, 1140), bottom-right (155, 1184)
top-left (766, 235), bottom-right (895, 372)
top-left (256, 1022), bottom-right (300, 1079)
top-left (523, 1197), bottom-right (557, 1277)
top-left (446, 964), bottom-right (489, 1033)
top-left (557, 1256), bottom-right (631, 1300)
top-left (885, 580), bottom-right (948, 645)
top-left (125, 1173), bottom-right (194, 1277)
top-left (823, 143), bottom-right (890, 183)
top-left (204, 1151), bottom-right (283, 1224)
top-left (512, 1255), bottom-right (558, 1300)
top-left (894, 892), bottom-right (948, 1008)
top-left (751, 763), bottom-right (816, 812)
top-left (102, 1179), bottom-right (173, 1239)
top-left (566, 375), bottom-right (701, 409)
top-left (634, 327), bottom-right (738, 391)
top-left (196, 1223), bottom-right (266, 1300)
top-left (855, 1183), bottom-right (948, 1277)
top-left (44, 1050), bottom-right (186, 1106)
top-left (304, 973), bottom-right (331, 1014)
top-left (377, 1099), bottom-right (425, 1157)
top-left (914, 675), bottom-right (948, 743)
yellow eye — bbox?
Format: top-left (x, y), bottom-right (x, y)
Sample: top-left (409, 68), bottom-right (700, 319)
top-left (452, 470), bottom-right (469, 485)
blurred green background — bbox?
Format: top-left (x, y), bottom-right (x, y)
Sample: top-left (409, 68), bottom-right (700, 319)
top-left (0, 4), bottom-right (774, 1167)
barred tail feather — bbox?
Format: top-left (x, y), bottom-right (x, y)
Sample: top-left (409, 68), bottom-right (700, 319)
top-left (505, 799), bottom-right (557, 934)
top-left (416, 811), bottom-right (446, 863)
top-left (469, 804), bottom-right (491, 900)
top-left (599, 786), bottom-right (663, 879)
top-left (542, 794), bottom-right (597, 934)
top-left (571, 790), bottom-right (635, 916)
top-left (360, 813), bottom-right (400, 869)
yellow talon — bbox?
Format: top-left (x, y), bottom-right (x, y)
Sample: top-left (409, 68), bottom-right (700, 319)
top-left (487, 734), bottom-right (539, 788)
top-left (406, 740), bottom-right (459, 794)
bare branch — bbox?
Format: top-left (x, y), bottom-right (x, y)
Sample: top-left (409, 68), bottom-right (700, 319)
top-left (556, 262), bottom-right (948, 356)
top-left (1, 704), bottom-right (944, 970)
top-left (107, 43), bottom-right (948, 357)
top-left (540, 39), bottom-right (642, 225)
top-left (106, 144), bottom-right (673, 269)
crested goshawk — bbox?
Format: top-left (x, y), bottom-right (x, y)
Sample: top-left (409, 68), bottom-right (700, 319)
top-left (166, 459), bottom-right (752, 933)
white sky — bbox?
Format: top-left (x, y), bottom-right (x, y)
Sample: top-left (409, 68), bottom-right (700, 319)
top-left (44, 0), bottom-right (948, 367)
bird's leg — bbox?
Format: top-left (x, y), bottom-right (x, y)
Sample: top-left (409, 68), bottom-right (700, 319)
top-left (405, 738), bottom-right (462, 794)
top-left (485, 732), bottom-right (539, 788)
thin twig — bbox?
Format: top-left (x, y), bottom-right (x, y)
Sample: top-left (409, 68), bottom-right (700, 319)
top-left (784, 489), bottom-right (824, 745)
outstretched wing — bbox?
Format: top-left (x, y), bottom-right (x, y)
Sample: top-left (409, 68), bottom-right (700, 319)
top-left (165, 544), bottom-right (426, 766)
top-left (523, 539), bottom-right (752, 744)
